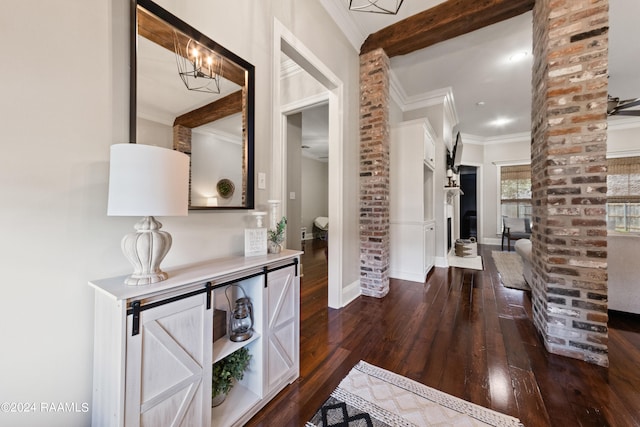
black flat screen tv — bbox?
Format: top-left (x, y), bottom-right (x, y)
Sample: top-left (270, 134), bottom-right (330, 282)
top-left (451, 131), bottom-right (463, 171)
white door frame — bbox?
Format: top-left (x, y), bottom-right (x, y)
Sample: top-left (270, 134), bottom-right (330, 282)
top-left (272, 19), bottom-right (345, 308)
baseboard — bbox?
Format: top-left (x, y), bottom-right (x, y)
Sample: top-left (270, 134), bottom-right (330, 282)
top-left (389, 270), bottom-right (426, 283)
top-left (342, 279), bottom-right (361, 307)
top-left (435, 256), bottom-right (449, 268)
top-left (483, 237), bottom-right (502, 246)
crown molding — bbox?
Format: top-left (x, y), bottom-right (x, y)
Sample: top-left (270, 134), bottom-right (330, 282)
top-left (390, 75), bottom-right (459, 120)
top-left (481, 132), bottom-right (531, 145)
top-left (607, 149), bottom-right (640, 158)
top-left (388, 70), bottom-right (406, 110)
top-left (458, 133), bottom-right (484, 145)
top-left (608, 116), bottom-right (640, 131)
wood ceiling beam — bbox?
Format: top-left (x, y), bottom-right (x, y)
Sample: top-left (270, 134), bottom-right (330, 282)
top-left (173, 90), bottom-right (243, 128)
top-left (138, 8), bottom-right (246, 87)
top-left (360, 0), bottom-right (535, 57)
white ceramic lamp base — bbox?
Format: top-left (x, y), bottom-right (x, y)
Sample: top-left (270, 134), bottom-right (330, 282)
top-left (121, 216), bottom-right (172, 285)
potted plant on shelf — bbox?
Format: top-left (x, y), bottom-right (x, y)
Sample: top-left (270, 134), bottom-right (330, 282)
top-left (212, 347), bottom-right (252, 407)
top-left (267, 216), bottom-right (287, 254)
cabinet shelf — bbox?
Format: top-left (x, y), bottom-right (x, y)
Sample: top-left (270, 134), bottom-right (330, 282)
top-left (213, 333), bottom-right (261, 364)
top-left (211, 381), bottom-right (261, 427)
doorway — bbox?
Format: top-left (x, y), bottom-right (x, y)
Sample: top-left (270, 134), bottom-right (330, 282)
top-left (273, 19), bottom-right (345, 308)
top-left (284, 104), bottom-right (329, 253)
top-left (459, 165), bottom-right (477, 240)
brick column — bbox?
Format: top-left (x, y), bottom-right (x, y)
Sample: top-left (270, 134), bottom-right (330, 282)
top-left (173, 124), bottom-right (193, 205)
top-left (531, 0), bottom-right (609, 366)
top-left (173, 124), bottom-right (192, 153)
top-left (359, 48), bottom-right (390, 298)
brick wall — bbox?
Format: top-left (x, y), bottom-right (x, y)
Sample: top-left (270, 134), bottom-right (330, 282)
top-left (531, 0), bottom-right (609, 366)
top-left (359, 48), bottom-right (391, 298)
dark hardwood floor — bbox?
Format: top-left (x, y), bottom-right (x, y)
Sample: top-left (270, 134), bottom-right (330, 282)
top-left (246, 240), bottom-right (640, 426)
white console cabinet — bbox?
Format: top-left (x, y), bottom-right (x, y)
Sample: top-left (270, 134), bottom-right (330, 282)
top-left (89, 250), bottom-right (301, 427)
top-left (390, 118), bottom-right (437, 282)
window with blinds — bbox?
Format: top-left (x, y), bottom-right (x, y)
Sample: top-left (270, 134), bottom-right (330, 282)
top-left (607, 156), bottom-right (640, 233)
top-left (500, 164), bottom-right (532, 219)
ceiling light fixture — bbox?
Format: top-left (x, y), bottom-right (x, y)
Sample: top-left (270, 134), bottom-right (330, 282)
top-left (349, 0), bottom-right (404, 15)
top-left (173, 31), bottom-right (223, 93)
top-left (490, 117), bottom-right (513, 127)
top-left (508, 51), bottom-right (529, 62)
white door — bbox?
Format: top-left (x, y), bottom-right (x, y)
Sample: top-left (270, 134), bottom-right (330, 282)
top-left (125, 293), bottom-right (212, 427)
top-left (265, 266), bottom-right (299, 392)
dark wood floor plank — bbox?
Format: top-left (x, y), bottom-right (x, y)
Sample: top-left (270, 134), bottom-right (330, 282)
top-left (508, 366), bottom-right (551, 427)
top-left (244, 243), bottom-right (640, 426)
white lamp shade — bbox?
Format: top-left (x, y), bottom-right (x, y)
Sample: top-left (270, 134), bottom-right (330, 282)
top-left (108, 144), bottom-right (190, 217)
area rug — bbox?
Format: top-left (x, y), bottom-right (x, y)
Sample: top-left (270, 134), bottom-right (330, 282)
top-left (491, 251), bottom-right (530, 291)
top-left (306, 361), bottom-right (523, 427)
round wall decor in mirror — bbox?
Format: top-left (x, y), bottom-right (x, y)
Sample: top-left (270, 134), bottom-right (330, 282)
top-left (216, 179), bottom-right (235, 199)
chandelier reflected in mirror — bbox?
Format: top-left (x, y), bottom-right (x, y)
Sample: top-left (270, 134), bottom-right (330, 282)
top-left (173, 31), bottom-right (223, 93)
top-left (348, 0), bottom-right (404, 14)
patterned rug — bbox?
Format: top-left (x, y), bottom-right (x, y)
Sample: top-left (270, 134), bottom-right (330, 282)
top-left (306, 361), bottom-right (523, 427)
top-left (491, 251), bottom-right (530, 291)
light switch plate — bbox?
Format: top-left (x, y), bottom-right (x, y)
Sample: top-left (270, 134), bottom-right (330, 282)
top-left (258, 172), bottom-right (266, 189)
top-left (290, 192), bottom-right (296, 200)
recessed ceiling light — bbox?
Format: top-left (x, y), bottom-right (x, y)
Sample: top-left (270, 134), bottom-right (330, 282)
top-left (490, 117), bottom-right (513, 127)
top-left (509, 51), bottom-right (529, 62)
top-left (476, 101), bottom-right (486, 107)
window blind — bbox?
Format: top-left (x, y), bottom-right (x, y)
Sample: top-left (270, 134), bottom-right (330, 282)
top-left (607, 156), bottom-right (640, 203)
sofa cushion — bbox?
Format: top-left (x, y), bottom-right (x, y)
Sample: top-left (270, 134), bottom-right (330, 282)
top-left (515, 238), bottom-right (532, 261)
top-left (515, 239), bottom-right (533, 285)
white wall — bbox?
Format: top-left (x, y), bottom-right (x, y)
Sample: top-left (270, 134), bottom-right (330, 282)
top-left (191, 132), bottom-right (243, 207)
top-left (607, 121), bottom-right (640, 314)
top-left (609, 234), bottom-right (640, 314)
top-left (280, 65), bottom-right (327, 107)
top-left (477, 137), bottom-right (530, 242)
top-left (0, 1), bottom-right (360, 425)
top-left (301, 157), bottom-right (329, 238)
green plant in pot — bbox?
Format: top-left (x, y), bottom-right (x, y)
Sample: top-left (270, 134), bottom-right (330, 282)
top-left (267, 216), bottom-right (287, 254)
top-left (212, 347), bottom-right (251, 407)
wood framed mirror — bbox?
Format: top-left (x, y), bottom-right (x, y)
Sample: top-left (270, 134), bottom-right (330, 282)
top-left (131, 0), bottom-right (255, 210)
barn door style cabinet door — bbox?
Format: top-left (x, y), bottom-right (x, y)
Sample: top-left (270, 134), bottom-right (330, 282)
top-left (89, 251), bottom-right (301, 427)
top-left (125, 293), bottom-right (212, 426)
top-left (265, 265), bottom-right (299, 393)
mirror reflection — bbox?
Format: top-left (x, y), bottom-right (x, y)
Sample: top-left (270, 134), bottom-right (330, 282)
top-left (133, 0), bottom-right (255, 209)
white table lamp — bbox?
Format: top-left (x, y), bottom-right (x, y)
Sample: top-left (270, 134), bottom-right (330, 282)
top-left (108, 144), bottom-right (190, 285)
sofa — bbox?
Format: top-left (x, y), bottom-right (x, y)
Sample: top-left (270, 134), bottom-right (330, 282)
top-left (515, 239), bottom-right (532, 285)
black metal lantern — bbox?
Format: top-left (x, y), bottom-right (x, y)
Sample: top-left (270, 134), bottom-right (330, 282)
top-left (225, 285), bottom-right (254, 342)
